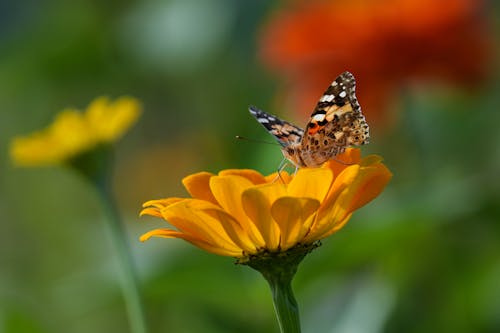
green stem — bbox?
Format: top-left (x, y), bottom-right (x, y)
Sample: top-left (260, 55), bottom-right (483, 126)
top-left (70, 145), bottom-right (147, 333)
top-left (97, 184), bottom-right (148, 333)
top-left (242, 244), bottom-right (319, 333)
top-left (265, 269), bottom-right (301, 333)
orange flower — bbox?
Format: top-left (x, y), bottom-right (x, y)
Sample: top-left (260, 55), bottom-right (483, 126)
top-left (259, 0), bottom-right (492, 126)
top-left (140, 148), bottom-right (392, 258)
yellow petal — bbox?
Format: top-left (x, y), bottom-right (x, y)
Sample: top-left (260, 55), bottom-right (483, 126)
top-left (140, 207), bottom-right (163, 218)
top-left (86, 96), bottom-right (142, 143)
top-left (203, 209), bottom-right (260, 254)
top-left (209, 175), bottom-right (265, 245)
top-left (140, 198), bottom-right (184, 217)
top-left (142, 197), bottom-right (184, 209)
top-left (305, 165), bottom-right (360, 242)
top-left (219, 169), bottom-right (266, 185)
top-left (312, 213), bottom-right (353, 240)
top-left (167, 199), bottom-right (258, 254)
top-left (306, 163), bottom-right (392, 243)
top-left (182, 172), bottom-right (218, 204)
top-left (51, 109), bottom-right (97, 157)
top-left (323, 147), bottom-right (361, 180)
top-left (51, 109), bottom-right (94, 145)
top-left (287, 168), bottom-right (333, 202)
top-left (139, 198), bottom-right (186, 217)
top-left (343, 164), bottom-right (392, 213)
top-left (319, 165), bottom-right (360, 216)
top-left (241, 183), bottom-right (287, 250)
top-left (140, 228), bottom-right (242, 257)
top-left (10, 109), bottom-right (96, 166)
top-left (338, 147), bottom-right (362, 164)
top-left (264, 171), bottom-right (292, 184)
top-left (162, 200), bottom-right (240, 249)
top-left (360, 154), bottom-right (383, 167)
top-left (270, 197), bottom-right (320, 249)
top-left (10, 134), bottom-right (60, 166)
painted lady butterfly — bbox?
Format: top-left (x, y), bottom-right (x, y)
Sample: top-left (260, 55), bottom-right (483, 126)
top-left (249, 71), bottom-right (369, 168)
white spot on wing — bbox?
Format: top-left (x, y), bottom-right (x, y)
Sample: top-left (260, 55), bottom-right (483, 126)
top-left (312, 114), bottom-right (325, 122)
top-left (339, 91), bottom-right (347, 98)
top-left (320, 94), bottom-right (335, 102)
top-left (258, 118), bottom-right (270, 123)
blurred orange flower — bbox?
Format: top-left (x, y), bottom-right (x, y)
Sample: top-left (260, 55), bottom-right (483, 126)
top-left (259, 0), bottom-right (492, 126)
top-left (140, 148), bottom-right (392, 258)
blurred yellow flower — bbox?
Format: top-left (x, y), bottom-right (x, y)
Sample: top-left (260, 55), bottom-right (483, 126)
top-left (10, 96), bottom-right (142, 166)
top-left (140, 148), bottom-right (392, 258)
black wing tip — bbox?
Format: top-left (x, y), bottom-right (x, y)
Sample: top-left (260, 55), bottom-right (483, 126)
top-left (339, 71), bottom-right (355, 82)
top-left (248, 105), bottom-right (261, 118)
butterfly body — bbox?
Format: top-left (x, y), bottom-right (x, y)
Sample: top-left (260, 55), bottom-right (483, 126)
top-left (249, 71), bottom-right (369, 168)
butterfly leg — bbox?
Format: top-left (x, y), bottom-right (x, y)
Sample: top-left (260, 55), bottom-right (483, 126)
top-left (271, 158), bottom-right (290, 183)
top-left (330, 150), bottom-right (354, 166)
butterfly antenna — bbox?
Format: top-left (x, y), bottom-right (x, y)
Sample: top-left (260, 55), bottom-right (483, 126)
top-left (235, 135), bottom-right (280, 146)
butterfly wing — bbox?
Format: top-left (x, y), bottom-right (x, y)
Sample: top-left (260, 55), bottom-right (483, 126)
top-left (249, 106), bottom-right (304, 147)
top-left (300, 71), bottom-right (369, 165)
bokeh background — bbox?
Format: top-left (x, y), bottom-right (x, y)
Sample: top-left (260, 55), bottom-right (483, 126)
top-left (1, 0), bottom-right (499, 332)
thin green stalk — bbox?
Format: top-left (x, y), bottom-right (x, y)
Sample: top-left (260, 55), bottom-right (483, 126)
top-left (98, 184), bottom-right (148, 333)
top-left (265, 269), bottom-right (301, 333)
top-left (243, 244), bottom-right (319, 333)
top-left (70, 145), bottom-right (147, 333)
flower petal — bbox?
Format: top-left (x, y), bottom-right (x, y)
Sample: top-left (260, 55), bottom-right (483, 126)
top-left (323, 148), bottom-right (362, 180)
top-left (140, 228), bottom-right (242, 257)
top-left (161, 199), bottom-right (244, 253)
top-left (343, 164), bottom-right (392, 213)
top-left (203, 209), bottom-right (260, 254)
top-left (140, 198), bottom-right (184, 217)
top-left (264, 171), bottom-right (292, 184)
top-left (287, 167), bottom-right (333, 202)
top-left (360, 154), bottom-right (383, 167)
top-left (307, 162), bottom-right (392, 243)
top-left (142, 197), bottom-right (184, 209)
top-left (170, 200), bottom-right (259, 254)
top-left (182, 172), bottom-right (217, 204)
top-left (313, 213), bottom-right (353, 240)
top-left (10, 134), bottom-right (62, 166)
top-left (321, 165), bottom-right (360, 210)
top-left (241, 183), bottom-right (287, 250)
top-left (270, 196), bottom-right (320, 250)
top-left (86, 96), bottom-right (142, 143)
top-left (51, 109), bottom-right (95, 153)
top-left (209, 174), bottom-right (267, 246)
top-left (219, 169), bottom-right (266, 185)
top-left (209, 175), bottom-right (253, 222)
top-left (304, 165), bottom-right (360, 243)
top-left (140, 207), bottom-right (163, 218)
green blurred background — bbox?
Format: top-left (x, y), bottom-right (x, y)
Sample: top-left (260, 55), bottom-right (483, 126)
top-left (1, 0), bottom-right (499, 332)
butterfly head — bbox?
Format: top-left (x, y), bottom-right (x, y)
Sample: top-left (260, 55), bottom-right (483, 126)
top-left (281, 144), bottom-right (306, 168)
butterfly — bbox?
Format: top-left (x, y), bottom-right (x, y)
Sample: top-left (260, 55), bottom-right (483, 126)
top-left (249, 71), bottom-right (369, 168)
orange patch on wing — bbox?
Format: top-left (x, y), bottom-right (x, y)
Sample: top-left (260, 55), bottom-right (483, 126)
top-left (307, 123), bottom-right (321, 135)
